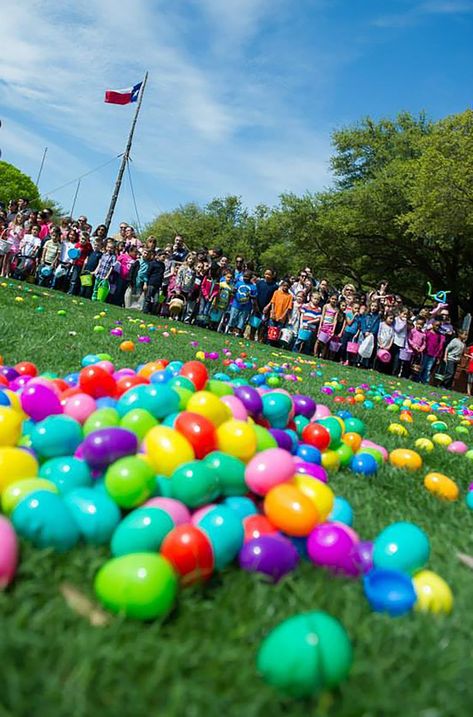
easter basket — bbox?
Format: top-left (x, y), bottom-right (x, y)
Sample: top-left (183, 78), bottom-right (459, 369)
top-left (318, 330), bottom-right (331, 344)
top-left (329, 339), bottom-right (342, 353)
top-left (96, 280), bottom-right (110, 302)
top-left (0, 238), bottom-right (13, 255)
top-left (249, 315), bottom-right (262, 329)
top-left (346, 341), bottom-right (359, 354)
top-left (280, 328), bottom-right (294, 345)
top-left (267, 325), bottom-right (281, 342)
top-left (377, 349), bottom-right (391, 364)
top-left (80, 272), bottom-right (93, 287)
top-left (399, 348), bottom-right (413, 362)
top-left (297, 328), bottom-right (312, 341)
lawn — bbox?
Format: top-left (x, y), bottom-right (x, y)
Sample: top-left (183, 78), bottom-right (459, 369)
top-left (0, 280), bottom-right (472, 717)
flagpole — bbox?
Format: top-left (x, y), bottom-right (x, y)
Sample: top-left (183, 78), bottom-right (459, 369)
top-left (104, 71), bottom-right (148, 234)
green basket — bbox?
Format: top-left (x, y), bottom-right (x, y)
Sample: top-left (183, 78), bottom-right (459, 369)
top-left (80, 273), bottom-right (93, 287)
top-left (97, 280), bottom-right (110, 302)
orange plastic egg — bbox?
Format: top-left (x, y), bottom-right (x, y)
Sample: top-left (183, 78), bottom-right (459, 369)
top-left (119, 341), bottom-right (135, 352)
top-left (343, 432), bottom-right (362, 453)
top-left (264, 484), bottom-right (319, 537)
top-left (389, 448), bottom-right (423, 471)
top-left (424, 472), bottom-right (459, 501)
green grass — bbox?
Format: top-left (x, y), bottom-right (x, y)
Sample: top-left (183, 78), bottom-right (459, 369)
top-left (0, 280), bottom-right (472, 717)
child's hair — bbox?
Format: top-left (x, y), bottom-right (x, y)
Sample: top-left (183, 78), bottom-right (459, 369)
top-left (458, 329), bottom-right (468, 339)
top-left (311, 290), bottom-right (321, 302)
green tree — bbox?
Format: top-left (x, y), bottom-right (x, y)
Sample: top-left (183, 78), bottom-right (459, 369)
top-left (0, 161), bottom-right (40, 208)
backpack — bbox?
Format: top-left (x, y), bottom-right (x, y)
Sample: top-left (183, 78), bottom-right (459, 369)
top-left (216, 286), bottom-right (231, 310)
top-left (235, 283), bottom-right (251, 305)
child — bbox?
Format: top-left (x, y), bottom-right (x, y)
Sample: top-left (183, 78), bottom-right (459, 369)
top-left (197, 263), bottom-right (220, 326)
top-left (294, 291), bottom-right (322, 354)
top-left (442, 330), bottom-right (467, 390)
top-left (466, 343), bottom-right (473, 397)
top-left (68, 232), bottom-right (92, 296)
top-left (112, 245), bottom-right (139, 307)
top-left (375, 313), bottom-right (395, 372)
top-left (211, 271), bottom-right (233, 331)
top-left (183, 261), bottom-right (205, 323)
top-left (176, 254), bottom-right (196, 299)
top-left (143, 250), bottom-right (165, 314)
top-left (81, 239), bottom-right (104, 299)
top-left (315, 293), bottom-right (339, 358)
top-left (91, 239), bottom-right (116, 301)
top-left (358, 300), bottom-right (380, 368)
top-left (37, 228), bottom-right (62, 286)
top-left (419, 320), bottom-right (445, 384)
top-left (340, 301), bottom-right (361, 365)
top-left (226, 270), bottom-right (257, 336)
top-left (267, 279), bottom-right (293, 327)
top-left (391, 308), bottom-right (409, 377)
top-left (407, 317), bottom-right (426, 378)
top-left (125, 248), bottom-right (150, 310)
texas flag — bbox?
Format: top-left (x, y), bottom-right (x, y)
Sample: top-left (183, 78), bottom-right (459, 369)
top-left (104, 82), bottom-right (142, 105)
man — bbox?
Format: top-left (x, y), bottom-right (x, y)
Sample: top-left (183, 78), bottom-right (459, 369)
top-left (442, 330), bottom-right (467, 389)
top-left (17, 197), bottom-right (30, 215)
top-left (233, 256), bottom-right (245, 282)
top-left (114, 222), bottom-right (128, 243)
top-left (317, 278), bottom-right (330, 307)
top-left (171, 234), bottom-right (189, 263)
top-left (77, 215), bottom-right (92, 234)
top-left (251, 269), bottom-right (278, 341)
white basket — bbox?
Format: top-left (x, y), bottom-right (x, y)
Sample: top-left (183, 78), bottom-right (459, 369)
top-left (0, 238), bottom-right (13, 255)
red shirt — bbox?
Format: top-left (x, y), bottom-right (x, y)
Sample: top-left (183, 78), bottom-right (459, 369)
top-left (74, 241), bottom-right (92, 267)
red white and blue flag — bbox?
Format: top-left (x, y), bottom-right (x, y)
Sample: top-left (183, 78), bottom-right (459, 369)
top-left (104, 82), bottom-right (142, 105)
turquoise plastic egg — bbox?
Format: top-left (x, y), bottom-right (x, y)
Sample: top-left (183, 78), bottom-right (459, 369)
top-left (224, 496), bottom-right (258, 520)
top-left (329, 497), bottom-right (353, 526)
top-left (12, 490), bottom-right (80, 552)
top-left (117, 384), bottom-right (180, 419)
top-left (31, 415), bottom-right (82, 458)
top-left (344, 417), bottom-right (365, 436)
top-left (466, 492), bottom-right (473, 510)
top-left (262, 392), bottom-right (292, 429)
top-left (64, 487), bottom-right (121, 545)
top-left (39, 456), bottom-right (92, 494)
top-left (293, 415), bottom-right (310, 437)
top-left (196, 505), bottom-right (244, 569)
top-left (317, 417), bottom-right (343, 448)
top-left (204, 451), bottom-right (247, 496)
top-left (111, 507), bottom-right (175, 556)
top-left (373, 522), bottom-right (430, 575)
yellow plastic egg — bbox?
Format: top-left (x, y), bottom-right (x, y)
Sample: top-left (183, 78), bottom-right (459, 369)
top-left (399, 411), bottom-right (413, 423)
top-left (321, 450), bottom-right (341, 472)
top-left (0, 407), bottom-right (23, 447)
top-left (2, 477), bottom-right (58, 515)
top-left (195, 351), bottom-right (206, 361)
top-left (144, 426), bottom-right (195, 477)
top-left (187, 391), bottom-right (231, 427)
top-left (426, 414), bottom-right (437, 423)
top-left (424, 472), bottom-right (459, 501)
top-left (413, 570), bottom-right (453, 614)
top-left (216, 420), bottom-right (257, 462)
top-left (0, 447), bottom-right (39, 492)
top-left (293, 474), bottom-right (334, 521)
top-left (415, 438), bottom-right (434, 453)
top-left (389, 448), bottom-right (423, 471)
top-left (432, 433), bottom-right (452, 447)
top-left (388, 423), bottom-right (408, 437)
top-left (354, 394), bottom-right (365, 403)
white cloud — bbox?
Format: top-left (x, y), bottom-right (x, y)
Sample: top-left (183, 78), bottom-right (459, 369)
top-left (373, 0), bottom-right (473, 28)
top-left (0, 0), bottom-right (335, 227)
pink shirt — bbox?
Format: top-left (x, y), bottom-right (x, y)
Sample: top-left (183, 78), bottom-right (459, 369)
top-left (424, 330), bottom-right (445, 358)
top-left (408, 328), bottom-right (426, 353)
top-left (116, 253), bottom-right (135, 279)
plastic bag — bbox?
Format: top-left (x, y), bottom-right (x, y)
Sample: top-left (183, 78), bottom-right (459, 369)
top-left (358, 333), bottom-right (375, 359)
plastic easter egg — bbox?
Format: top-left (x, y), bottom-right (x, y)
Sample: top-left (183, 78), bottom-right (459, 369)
top-left (329, 497), bottom-right (353, 526)
top-left (111, 507), bottom-right (175, 556)
top-left (389, 448), bottom-right (422, 471)
top-left (63, 393), bottom-right (97, 424)
top-left (415, 438), bottom-right (434, 453)
top-left (344, 417), bottom-right (365, 436)
top-left (293, 415), bottom-right (309, 437)
top-left (12, 490), bottom-right (80, 552)
top-left (342, 432), bottom-right (362, 453)
top-left (0, 407), bottom-right (22, 446)
top-left (373, 522), bottom-right (430, 575)
top-left (216, 419), bottom-right (257, 462)
top-left (31, 415), bottom-right (82, 459)
top-left (317, 417), bottom-right (343, 448)
top-left (243, 514), bottom-right (278, 542)
top-left (15, 361), bottom-right (38, 378)
top-left (170, 460), bottom-right (219, 508)
top-left (64, 487), bottom-right (120, 544)
top-left (354, 540), bottom-right (374, 574)
top-left (169, 376), bottom-right (195, 393)
top-left (2, 477), bottom-right (58, 515)
top-left (466, 449), bottom-right (473, 461)
top-left (335, 442), bottom-right (354, 467)
top-left (82, 427), bottom-right (138, 470)
top-left (293, 475), bottom-right (334, 521)
top-left (447, 440), bottom-right (468, 455)
top-left (120, 408), bottom-right (157, 441)
top-left (296, 443), bottom-right (321, 465)
top-left (388, 423), bottom-right (408, 437)
top-left (174, 411), bottom-right (218, 459)
top-left (321, 450), bottom-right (340, 473)
top-left (186, 391), bottom-right (229, 427)
top-left (203, 451), bottom-right (246, 496)
top-left (233, 385), bottom-right (263, 417)
top-left (0, 516), bottom-right (18, 588)
top-left (364, 568), bottom-right (416, 616)
top-left (144, 496), bottom-right (190, 524)
top-left (83, 407), bottom-right (120, 436)
top-left (105, 456), bottom-right (156, 508)
top-left (207, 380), bottom-right (233, 398)
top-left (245, 448), bottom-right (295, 496)
top-left (160, 523), bottom-right (214, 585)
top-left (21, 383), bottom-right (63, 422)
top-left (94, 553), bottom-right (177, 619)
top-left (253, 424), bottom-right (278, 452)
top-left (0, 447), bottom-right (39, 492)
top-left (350, 453), bottom-right (378, 476)
top-left (292, 394), bottom-right (316, 419)
top-left (119, 341), bottom-right (135, 352)
top-left (307, 522), bottom-right (360, 577)
top-left (38, 456), bottom-right (92, 494)
top-left (424, 472), bottom-right (459, 501)
top-left (466, 492), bottom-right (473, 510)
top-left (118, 384), bottom-right (180, 420)
top-left (293, 461), bottom-right (328, 483)
top-left (431, 420), bottom-right (448, 433)
top-left (264, 484), bottom-right (318, 537)
top-left (239, 534), bottom-right (299, 582)
top-left (261, 392), bottom-right (292, 428)
top-left (221, 394), bottom-right (248, 421)
top-left (413, 570), bottom-right (453, 614)
top-left (79, 366), bottom-right (116, 398)
top-left (197, 505), bottom-right (244, 569)
top-left (223, 496), bottom-right (258, 521)
top-left (432, 432), bottom-right (452, 447)
top-left (301, 423), bottom-right (330, 451)
top-left (257, 611), bottom-right (352, 698)
top-left (179, 361), bottom-right (208, 390)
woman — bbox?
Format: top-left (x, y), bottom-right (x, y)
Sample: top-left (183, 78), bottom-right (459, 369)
top-left (1, 213), bottom-right (25, 277)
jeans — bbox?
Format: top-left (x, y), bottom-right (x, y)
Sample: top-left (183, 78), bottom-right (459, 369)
top-left (420, 355), bottom-right (436, 384)
top-left (442, 359), bottom-right (457, 389)
top-left (68, 265), bottom-right (82, 295)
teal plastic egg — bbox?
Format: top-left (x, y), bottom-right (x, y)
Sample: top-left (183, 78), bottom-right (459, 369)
top-left (12, 490), bottom-right (80, 551)
top-left (111, 507), bottom-right (175, 556)
top-left (196, 505), bottom-right (244, 569)
top-left (31, 415), bottom-right (82, 458)
top-left (373, 522), bottom-right (430, 575)
top-left (39, 456), bottom-right (92, 494)
top-left (204, 451), bottom-right (246, 496)
top-left (64, 487), bottom-right (121, 545)
top-left (344, 417), bottom-right (365, 436)
top-left (170, 461), bottom-right (220, 508)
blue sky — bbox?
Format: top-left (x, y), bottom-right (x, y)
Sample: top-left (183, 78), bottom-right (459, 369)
top-left (1, 0), bottom-right (472, 231)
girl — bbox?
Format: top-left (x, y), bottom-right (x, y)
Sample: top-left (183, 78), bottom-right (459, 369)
top-left (294, 291), bottom-right (322, 354)
top-left (391, 308), bottom-right (409, 376)
top-left (340, 301), bottom-right (361, 365)
top-left (375, 313), bottom-right (395, 372)
top-left (358, 300), bottom-right (380, 368)
top-left (329, 299), bottom-right (347, 360)
top-left (1, 213), bottom-right (25, 277)
top-left (315, 293), bottom-right (339, 358)
top-left (198, 262), bottom-right (220, 326)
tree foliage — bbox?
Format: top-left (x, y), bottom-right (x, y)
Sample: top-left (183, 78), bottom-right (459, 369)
top-left (0, 161), bottom-right (40, 208)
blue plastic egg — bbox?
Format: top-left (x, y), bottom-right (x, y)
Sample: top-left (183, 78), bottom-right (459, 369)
top-left (329, 497), bottom-right (353, 526)
top-left (350, 453), bottom-right (378, 476)
top-left (31, 415), bottom-right (82, 458)
top-left (63, 487), bottom-right (121, 545)
top-left (224, 496), bottom-right (258, 520)
top-left (197, 505), bottom-right (244, 569)
top-left (373, 522), bottom-right (430, 575)
top-left (296, 443), bottom-right (322, 465)
top-left (111, 507), bottom-right (175, 556)
top-left (12, 490), bottom-right (80, 551)
top-left (117, 384), bottom-right (180, 419)
top-left (39, 456), bottom-right (92, 494)
top-left (364, 568), bottom-right (416, 616)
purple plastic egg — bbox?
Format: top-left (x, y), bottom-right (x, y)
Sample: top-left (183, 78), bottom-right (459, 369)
top-left (239, 534), bottom-right (299, 582)
top-left (234, 386), bottom-right (263, 417)
top-left (293, 461), bottom-right (328, 483)
top-left (268, 428), bottom-right (293, 452)
top-left (81, 428), bottom-right (138, 469)
top-left (21, 383), bottom-right (63, 422)
top-left (307, 522), bottom-right (360, 577)
top-left (353, 540), bottom-right (374, 574)
top-left (292, 394), bottom-right (316, 419)
top-left (1, 366), bottom-right (20, 382)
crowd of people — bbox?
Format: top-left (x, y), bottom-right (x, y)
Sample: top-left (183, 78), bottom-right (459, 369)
top-left (1, 197), bottom-right (472, 392)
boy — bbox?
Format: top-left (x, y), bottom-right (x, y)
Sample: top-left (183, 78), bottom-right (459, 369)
top-left (91, 239), bottom-right (116, 301)
top-left (143, 250), bottom-right (165, 314)
top-left (226, 269), bottom-right (257, 336)
top-left (37, 227), bottom-right (62, 286)
top-left (211, 270), bottom-right (233, 331)
top-left (81, 239), bottom-right (104, 299)
top-left (442, 330), bottom-right (467, 390)
top-left (267, 279), bottom-right (293, 327)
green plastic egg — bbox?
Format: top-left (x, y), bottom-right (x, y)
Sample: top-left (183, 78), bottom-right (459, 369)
top-left (170, 460), bottom-right (220, 507)
top-left (253, 424), bottom-right (278, 452)
top-left (207, 380), bottom-right (234, 397)
top-left (111, 507), bottom-right (175, 556)
top-left (2, 478), bottom-right (58, 515)
top-left (83, 408), bottom-right (120, 436)
top-left (105, 456), bottom-right (156, 508)
top-left (343, 417), bottom-right (366, 436)
top-left (120, 409), bottom-right (157, 441)
top-left (335, 442), bottom-right (353, 467)
top-left (317, 417), bottom-right (343, 448)
top-left (204, 451), bottom-right (246, 496)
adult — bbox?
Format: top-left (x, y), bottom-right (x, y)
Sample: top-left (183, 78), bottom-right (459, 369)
top-left (171, 234), bottom-right (189, 263)
top-left (77, 215), bottom-right (92, 234)
top-left (113, 222), bottom-right (128, 243)
top-left (233, 256), bottom-right (245, 282)
top-left (291, 270), bottom-right (308, 296)
top-left (317, 278), bottom-right (330, 307)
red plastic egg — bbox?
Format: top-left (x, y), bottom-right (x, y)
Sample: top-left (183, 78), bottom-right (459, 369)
top-left (160, 523), bottom-right (214, 586)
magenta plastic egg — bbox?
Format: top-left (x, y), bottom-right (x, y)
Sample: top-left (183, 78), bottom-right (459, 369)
top-left (447, 441), bottom-right (468, 454)
top-left (293, 461), bottom-right (328, 483)
top-left (144, 497), bottom-right (191, 525)
top-left (0, 516), bottom-right (18, 588)
top-left (307, 522), bottom-right (360, 577)
top-left (63, 393), bottom-right (97, 424)
top-left (245, 448), bottom-right (295, 495)
top-left (21, 383), bottom-right (63, 421)
top-left (220, 395), bottom-right (248, 421)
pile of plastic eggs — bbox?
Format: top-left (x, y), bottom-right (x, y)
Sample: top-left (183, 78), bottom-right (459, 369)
top-left (0, 356), bottom-right (454, 698)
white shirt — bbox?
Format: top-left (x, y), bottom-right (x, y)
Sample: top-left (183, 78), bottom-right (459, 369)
top-left (20, 234), bottom-right (41, 257)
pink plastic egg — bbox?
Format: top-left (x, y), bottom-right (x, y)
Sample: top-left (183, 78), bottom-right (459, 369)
top-left (0, 516), bottom-right (18, 588)
top-left (221, 395), bottom-right (248, 421)
top-left (144, 497), bottom-right (191, 525)
top-left (447, 441), bottom-right (468, 455)
top-left (245, 448), bottom-right (295, 495)
top-left (63, 393), bottom-right (97, 424)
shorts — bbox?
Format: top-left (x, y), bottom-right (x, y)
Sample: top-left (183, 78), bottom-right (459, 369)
top-left (228, 306), bottom-right (250, 330)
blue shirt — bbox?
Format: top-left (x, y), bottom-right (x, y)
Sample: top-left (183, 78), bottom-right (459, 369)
top-left (360, 312), bottom-right (380, 336)
top-left (255, 279), bottom-right (278, 312)
top-left (232, 281), bottom-right (257, 310)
